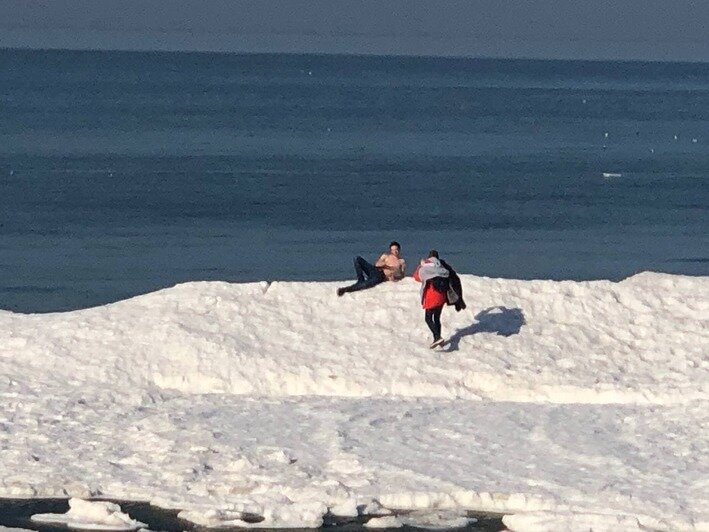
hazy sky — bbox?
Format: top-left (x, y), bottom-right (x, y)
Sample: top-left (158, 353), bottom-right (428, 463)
top-left (1, 0), bottom-right (708, 62)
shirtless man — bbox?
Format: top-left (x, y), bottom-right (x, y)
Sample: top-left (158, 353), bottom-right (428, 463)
top-left (337, 241), bottom-right (406, 296)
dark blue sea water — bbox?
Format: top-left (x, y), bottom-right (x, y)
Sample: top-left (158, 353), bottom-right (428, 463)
top-left (1, 49), bottom-right (707, 312)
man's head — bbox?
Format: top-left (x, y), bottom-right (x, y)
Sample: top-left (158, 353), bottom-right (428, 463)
top-left (389, 241), bottom-right (401, 257)
top-left (428, 249), bottom-right (439, 259)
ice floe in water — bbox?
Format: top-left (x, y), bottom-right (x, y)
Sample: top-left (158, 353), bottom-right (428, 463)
top-left (0, 273), bottom-right (707, 529)
top-left (365, 515), bottom-right (402, 528)
top-left (502, 510), bottom-right (659, 531)
top-left (31, 498), bottom-right (145, 530)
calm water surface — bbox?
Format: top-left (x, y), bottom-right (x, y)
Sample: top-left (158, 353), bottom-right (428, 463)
top-left (0, 49), bottom-right (707, 312)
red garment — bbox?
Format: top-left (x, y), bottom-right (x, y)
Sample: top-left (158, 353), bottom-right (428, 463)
top-left (413, 266), bottom-right (447, 309)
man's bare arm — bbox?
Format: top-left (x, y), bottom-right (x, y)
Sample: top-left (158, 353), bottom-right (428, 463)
top-left (375, 254), bottom-right (391, 269)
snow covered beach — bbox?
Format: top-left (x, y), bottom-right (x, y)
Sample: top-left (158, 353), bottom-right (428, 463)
top-left (1, 273), bottom-right (707, 530)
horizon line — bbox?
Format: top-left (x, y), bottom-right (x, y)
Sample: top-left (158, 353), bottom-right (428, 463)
top-left (2, 44), bottom-right (709, 67)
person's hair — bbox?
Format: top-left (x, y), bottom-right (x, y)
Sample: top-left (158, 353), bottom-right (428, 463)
top-left (428, 249), bottom-right (439, 258)
top-left (389, 241), bottom-right (401, 250)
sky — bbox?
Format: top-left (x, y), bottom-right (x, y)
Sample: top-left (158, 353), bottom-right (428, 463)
top-left (1, 0), bottom-right (708, 62)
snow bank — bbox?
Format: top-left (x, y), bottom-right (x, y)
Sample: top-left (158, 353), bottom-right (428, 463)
top-left (1, 273), bottom-right (706, 405)
top-left (1, 273), bottom-right (707, 529)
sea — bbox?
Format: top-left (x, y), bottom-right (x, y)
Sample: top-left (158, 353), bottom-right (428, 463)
top-left (1, 48), bottom-right (707, 313)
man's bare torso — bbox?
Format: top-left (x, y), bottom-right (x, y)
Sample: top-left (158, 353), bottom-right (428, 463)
top-left (376, 253), bottom-right (406, 281)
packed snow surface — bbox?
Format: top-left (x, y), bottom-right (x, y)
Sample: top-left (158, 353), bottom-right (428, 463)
top-left (1, 273), bottom-right (707, 530)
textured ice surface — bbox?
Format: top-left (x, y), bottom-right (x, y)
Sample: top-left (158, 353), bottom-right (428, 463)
top-left (1, 273), bottom-right (707, 529)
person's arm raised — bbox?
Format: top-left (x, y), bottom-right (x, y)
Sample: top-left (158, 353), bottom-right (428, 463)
top-left (375, 254), bottom-right (391, 269)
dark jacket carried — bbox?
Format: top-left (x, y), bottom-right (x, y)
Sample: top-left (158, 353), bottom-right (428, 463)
top-left (440, 259), bottom-right (466, 311)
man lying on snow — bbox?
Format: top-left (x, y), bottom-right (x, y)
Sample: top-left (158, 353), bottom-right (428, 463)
top-left (413, 250), bottom-right (466, 348)
top-left (337, 241), bottom-right (407, 296)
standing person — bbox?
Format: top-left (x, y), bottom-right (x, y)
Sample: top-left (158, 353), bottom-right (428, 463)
top-left (413, 250), bottom-right (450, 348)
top-left (337, 241), bottom-right (406, 296)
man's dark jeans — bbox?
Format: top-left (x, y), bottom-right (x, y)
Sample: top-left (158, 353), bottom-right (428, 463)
top-left (339, 256), bottom-right (386, 294)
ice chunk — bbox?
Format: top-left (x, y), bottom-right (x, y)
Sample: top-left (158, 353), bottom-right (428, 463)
top-left (31, 499), bottom-right (146, 531)
top-left (365, 515), bottom-right (402, 528)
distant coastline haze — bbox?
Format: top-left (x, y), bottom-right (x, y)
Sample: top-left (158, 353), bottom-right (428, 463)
top-left (1, 0), bottom-right (708, 62)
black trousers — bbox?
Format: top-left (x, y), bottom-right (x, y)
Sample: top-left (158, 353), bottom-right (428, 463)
top-left (424, 305), bottom-right (443, 341)
top-left (339, 256), bottom-right (386, 294)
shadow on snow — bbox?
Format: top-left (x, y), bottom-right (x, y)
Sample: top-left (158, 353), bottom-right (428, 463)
top-left (445, 307), bottom-right (525, 351)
